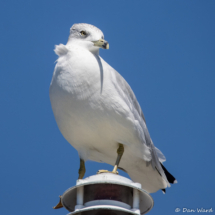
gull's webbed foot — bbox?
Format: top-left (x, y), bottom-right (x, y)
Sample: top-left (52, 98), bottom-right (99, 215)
top-left (97, 169), bottom-right (119, 174)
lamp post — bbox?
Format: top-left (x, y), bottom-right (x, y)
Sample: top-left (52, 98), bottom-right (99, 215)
top-left (60, 173), bottom-right (154, 215)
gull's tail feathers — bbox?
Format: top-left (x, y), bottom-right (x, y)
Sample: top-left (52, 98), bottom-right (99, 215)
top-left (151, 141), bottom-right (177, 185)
top-left (124, 144), bottom-right (176, 193)
top-left (150, 144), bottom-right (170, 187)
top-left (54, 44), bottom-right (68, 57)
top-left (126, 161), bottom-right (168, 193)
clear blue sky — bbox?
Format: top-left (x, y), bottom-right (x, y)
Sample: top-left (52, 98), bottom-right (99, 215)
top-left (1, 1), bottom-right (215, 214)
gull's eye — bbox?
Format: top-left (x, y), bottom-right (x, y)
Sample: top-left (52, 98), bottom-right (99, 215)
top-left (80, 31), bottom-right (87, 36)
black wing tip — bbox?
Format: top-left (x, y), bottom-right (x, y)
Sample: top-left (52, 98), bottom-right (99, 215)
top-left (160, 162), bottom-right (177, 184)
top-left (161, 189), bottom-right (166, 194)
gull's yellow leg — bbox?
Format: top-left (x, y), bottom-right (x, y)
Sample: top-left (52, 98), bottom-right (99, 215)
top-left (112, 143), bottom-right (124, 173)
top-left (97, 144), bottom-right (124, 175)
top-left (78, 158), bottom-right (86, 179)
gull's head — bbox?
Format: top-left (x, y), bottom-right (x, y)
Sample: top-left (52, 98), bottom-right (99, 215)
top-left (67, 23), bottom-right (109, 54)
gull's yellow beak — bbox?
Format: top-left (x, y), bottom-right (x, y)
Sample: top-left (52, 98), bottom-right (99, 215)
top-left (93, 39), bottom-right (109, 49)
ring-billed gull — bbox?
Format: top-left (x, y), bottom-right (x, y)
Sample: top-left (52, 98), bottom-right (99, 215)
top-left (49, 23), bottom-right (177, 200)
